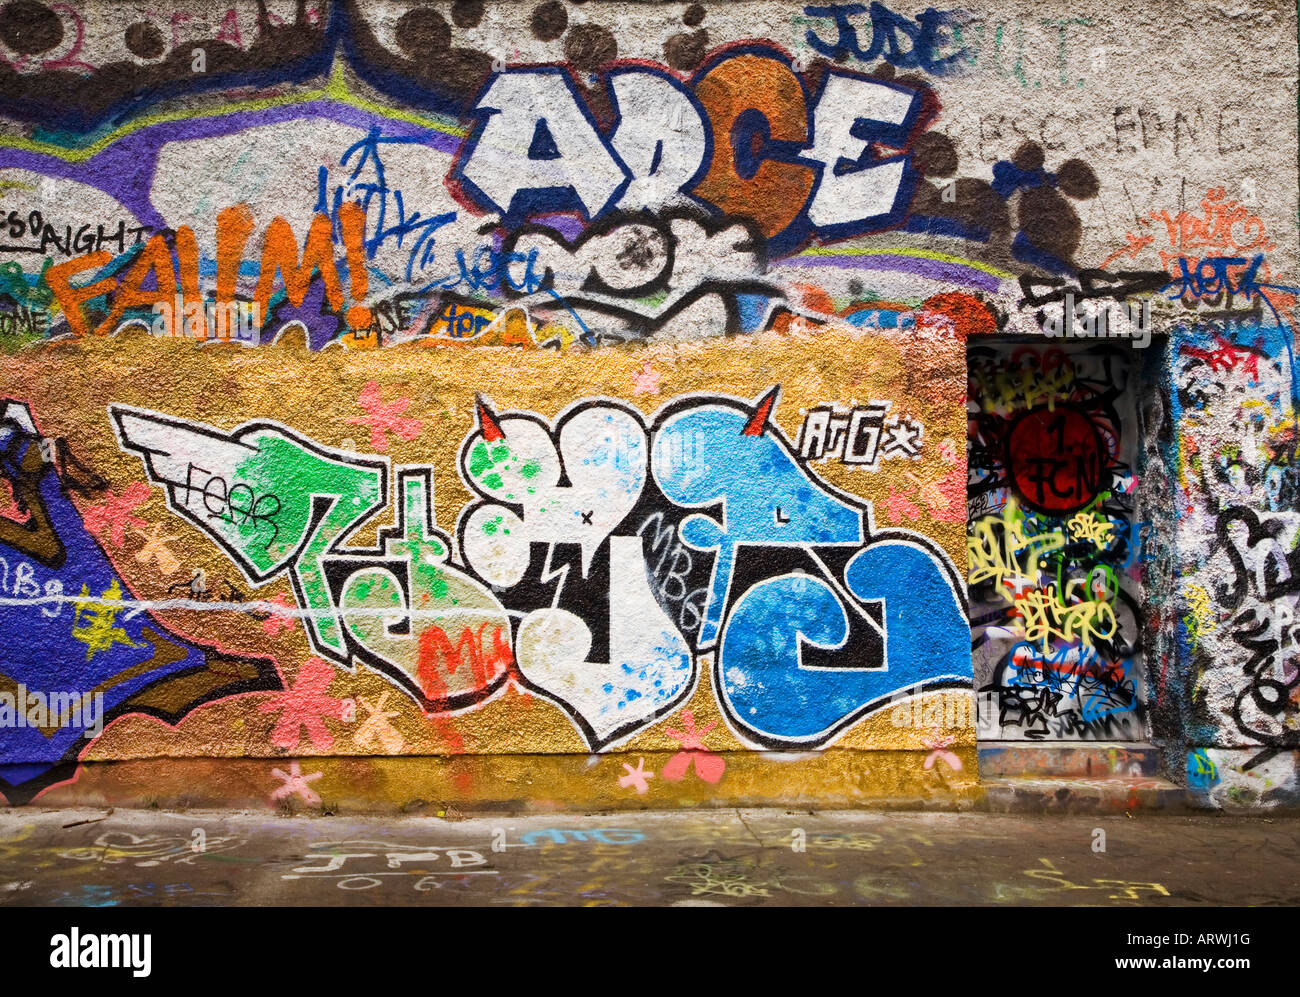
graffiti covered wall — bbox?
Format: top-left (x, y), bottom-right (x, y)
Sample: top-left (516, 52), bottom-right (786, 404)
top-left (969, 341), bottom-right (1149, 742)
top-left (2, 330), bottom-right (975, 806)
top-left (0, 0), bottom-right (1295, 809)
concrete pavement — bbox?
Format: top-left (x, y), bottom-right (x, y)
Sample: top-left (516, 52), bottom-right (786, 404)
top-left (1, 808), bottom-right (1297, 906)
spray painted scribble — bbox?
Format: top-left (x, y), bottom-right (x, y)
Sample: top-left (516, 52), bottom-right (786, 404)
top-left (968, 343), bottom-right (1147, 741)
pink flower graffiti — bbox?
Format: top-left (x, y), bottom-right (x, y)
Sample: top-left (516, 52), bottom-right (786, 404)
top-left (261, 592), bottom-right (298, 636)
top-left (920, 729), bottom-right (963, 772)
top-left (346, 380), bottom-right (423, 451)
top-left (662, 711), bottom-right (725, 784)
top-left (259, 657), bottom-right (347, 751)
top-left (631, 360), bottom-right (662, 396)
top-left (618, 757), bottom-right (655, 795)
top-left (81, 482), bottom-right (151, 547)
top-left (883, 485), bottom-right (922, 523)
top-left (270, 761), bottom-right (324, 805)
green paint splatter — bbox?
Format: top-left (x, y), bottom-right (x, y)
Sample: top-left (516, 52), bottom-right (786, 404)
top-left (468, 441), bottom-right (493, 478)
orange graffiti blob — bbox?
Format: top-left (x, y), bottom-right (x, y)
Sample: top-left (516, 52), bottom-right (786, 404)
top-left (692, 53), bottom-right (815, 239)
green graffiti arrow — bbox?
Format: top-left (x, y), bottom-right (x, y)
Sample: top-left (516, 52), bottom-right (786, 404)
top-left (111, 406), bottom-right (387, 655)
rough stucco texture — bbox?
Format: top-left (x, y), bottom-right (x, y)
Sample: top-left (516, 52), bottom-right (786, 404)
top-left (0, 0), bottom-right (1295, 810)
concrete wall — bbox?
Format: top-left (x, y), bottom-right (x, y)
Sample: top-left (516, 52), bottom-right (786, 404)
top-left (0, 0), bottom-right (1294, 810)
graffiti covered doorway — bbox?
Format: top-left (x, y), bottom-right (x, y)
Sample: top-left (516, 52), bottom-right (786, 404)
top-left (968, 341), bottom-right (1148, 741)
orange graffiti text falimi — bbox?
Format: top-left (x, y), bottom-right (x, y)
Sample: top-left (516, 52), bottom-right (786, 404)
top-left (44, 202), bottom-right (370, 339)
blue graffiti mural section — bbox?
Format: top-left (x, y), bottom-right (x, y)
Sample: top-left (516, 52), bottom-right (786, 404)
top-left (652, 392), bottom-right (866, 649)
top-left (718, 538), bottom-right (968, 743)
top-left (651, 390), bottom-right (969, 747)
